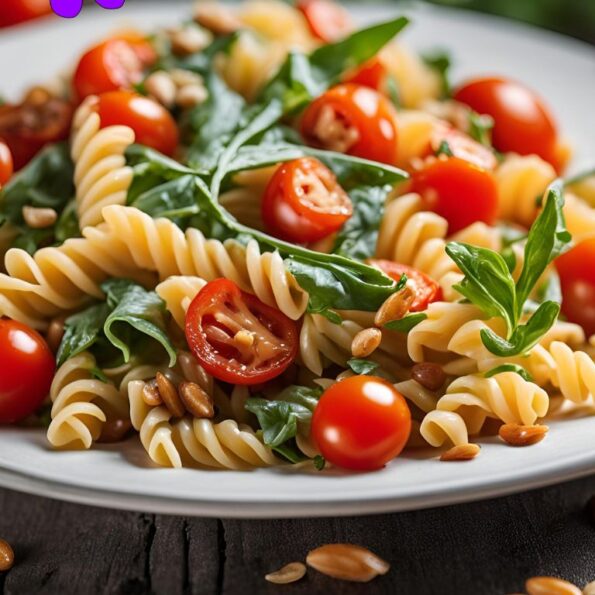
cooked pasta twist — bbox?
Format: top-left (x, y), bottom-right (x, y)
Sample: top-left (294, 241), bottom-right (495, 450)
top-left (563, 192), bottom-right (595, 242)
top-left (47, 352), bottom-right (127, 449)
top-left (71, 96), bottom-right (135, 228)
top-left (394, 110), bottom-right (442, 169)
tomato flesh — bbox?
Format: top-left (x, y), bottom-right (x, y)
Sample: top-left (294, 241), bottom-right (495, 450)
top-left (367, 260), bottom-right (442, 311)
top-left (411, 156), bottom-right (498, 234)
top-left (185, 279), bottom-right (299, 385)
top-left (262, 157), bottom-right (353, 243)
top-left (454, 77), bottom-right (559, 169)
top-left (0, 319), bottom-right (55, 424)
top-left (301, 83), bottom-right (399, 165)
top-left (431, 126), bottom-right (497, 171)
top-left (311, 375), bottom-right (411, 471)
top-left (95, 91), bottom-right (179, 157)
top-left (555, 239), bottom-right (595, 337)
top-left (297, 0), bottom-right (353, 42)
top-left (0, 0), bottom-right (52, 28)
top-left (0, 141), bottom-right (14, 185)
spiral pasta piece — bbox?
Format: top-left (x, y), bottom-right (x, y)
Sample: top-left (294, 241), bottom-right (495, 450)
top-left (71, 96), bottom-right (135, 228)
top-left (394, 110), bottom-right (441, 169)
top-left (544, 342), bottom-right (595, 404)
top-left (563, 192), bottom-right (595, 242)
top-left (47, 353), bottom-right (126, 449)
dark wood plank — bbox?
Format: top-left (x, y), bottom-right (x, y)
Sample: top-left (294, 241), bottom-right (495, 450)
top-left (0, 476), bottom-right (594, 595)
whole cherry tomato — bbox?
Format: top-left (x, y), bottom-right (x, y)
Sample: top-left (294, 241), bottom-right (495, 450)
top-left (0, 0), bottom-right (52, 28)
top-left (343, 57), bottom-right (387, 91)
top-left (453, 77), bottom-right (560, 169)
top-left (262, 157), bottom-right (353, 243)
top-left (367, 260), bottom-right (442, 311)
top-left (301, 84), bottom-right (399, 165)
top-left (0, 319), bottom-right (55, 424)
top-left (95, 91), bottom-right (179, 156)
top-left (185, 279), bottom-right (299, 385)
top-left (311, 375), bottom-right (411, 471)
top-left (0, 141), bottom-right (14, 185)
top-left (431, 126), bottom-right (497, 171)
top-left (411, 157), bottom-right (498, 234)
top-left (555, 238), bottom-right (595, 337)
top-left (297, 0), bottom-right (353, 43)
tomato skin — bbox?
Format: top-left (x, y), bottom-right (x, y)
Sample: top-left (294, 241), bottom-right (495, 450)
top-left (301, 84), bottom-right (399, 165)
top-left (453, 77), bottom-right (559, 168)
top-left (411, 157), bottom-right (498, 234)
top-left (311, 375), bottom-right (411, 471)
top-left (110, 31), bottom-right (157, 66)
top-left (0, 0), bottom-right (52, 28)
top-left (95, 91), bottom-right (179, 157)
top-left (297, 0), bottom-right (353, 42)
top-left (555, 239), bottom-right (595, 337)
top-left (344, 57), bottom-right (387, 91)
top-left (367, 260), bottom-right (442, 311)
top-left (0, 319), bottom-right (55, 424)
top-left (0, 141), bottom-right (14, 185)
top-left (431, 126), bottom-right (497, 171)
top-left (185, 279), bottom-right (299, 386)
top-left (262, 157), bottom-right (353, 243)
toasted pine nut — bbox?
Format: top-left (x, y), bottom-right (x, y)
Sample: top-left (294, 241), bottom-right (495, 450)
top-left (142, 379), bottom-right (163, 407)
top-left (265, 562), bottom-right (307, 584)
top-left (22, 206), bottom-right (57, 229)
top-left (411, 362), bottom-right (446, 391)
top-left (306, 544), bottom-right (390, 583)
top-left (98, 419), bottom-right (132, 443)
top-left (156, 372), bottom-right (186, 418)
top-left (234, 329), bottom-right (255, 348)
top-left (193, 1), bottom-right (242, 35)
top-left (145, 71), bottom-right (177, 107)
top-left (170, 69), bottom-right (203, 87)
top-left (526, 577), bottom-right (582, 595)
top-left (46, 315), bottom-right (67, 354)
top-left (351, 328), bottom-right (382, 358)
top-left (179, 382), bottom-right (215, 419)
top-left (499, 423), bottom-right (549, 447)
top-left (440, 443), bottom-right (480, 461)
top-left (176, 84), bottom-right (208, 108)
top-left (169, 26), bottom-right (210, 56)
top-left (374, 285), bottom-right (415, 327)
top-left (0, 539), bottom-right (14, 572)
top-left (583, 580), bottom-right (595, 595)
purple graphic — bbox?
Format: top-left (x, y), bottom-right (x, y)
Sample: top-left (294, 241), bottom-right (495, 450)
top-left (50, 0), bottom-right (126, 19)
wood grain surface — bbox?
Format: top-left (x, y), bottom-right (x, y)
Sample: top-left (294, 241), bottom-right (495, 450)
top-left (0, 475), bottom-right (594, 595)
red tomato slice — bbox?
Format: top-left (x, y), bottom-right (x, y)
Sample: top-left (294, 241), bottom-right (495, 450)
top-left (0, 319), bottom-right (55, 424)
top-left (431, 126), bottom-right (497, 171)
top-left (454, 77), bottom-right (559, 170)
top-left (109, 31), bottom-right (157, 67)
top-left (262, 157), bottom-right (353, 243)
top-left (411, 156), bottom-right (498, 234)
top-left (343, 57), bottom-right (387, 91)
top-left (311, 375), bottom-right (411, 471)
top-left (94, 91), bottom-right (179, 157)
top-left (297, 0), bottom-right (353, 43)
top-left (367, 260), bottom-right (442, 311)
top-left (185, 279), bottom-right (299, 386)
top-left (301, 84), bottom-right (399, 165)
top-left (0, 141), bottom-right (14, 185)
top-left (0, 0), bottom-right (53, 28)
top-left (555, 238), bottom-right (595, 337)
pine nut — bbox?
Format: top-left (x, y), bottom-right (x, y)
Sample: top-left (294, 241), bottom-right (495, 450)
top-left (234, 329), bottom-right (255, 348)
top-left (583, 580), bottom-right (595, 595)
top-left (145, 71), bottom-right (177, 107)
top-left (22, 206), bottom-right (57, 229)
top-left (46, 315), bottom-right (66, 354)
top-left (0, 539), bottom-right (14, 572)
top-left (193, 2), bottom-right (242, 35)
top-left (440, 443), bottom-right (480, 461)
top-left (526, 577), bottom-right (582, 595)
top-left (176, 84), bottom-right (208, 108)
top-left (156, 372), bottom-right (185, 418)
top-left (351, 328), bottom-right (382, 358)
top-left (142, 379), bottom-right (163, 407)
top-left (179, 382), bottom-right (215, 419)
top-left (411, 363), bottom-right (446, 391)
top-left (98, 419), bottom-right (132, 443)
top-left (265, 562), bottom-right (307, 584)
top-left (499, 423), bottom-right (549, 447)
top-left (170, 69), bottom-right (203, 87)
top-left (306, 544), bottom-right (390, 583)
top-left (169, 26), bottom-right (210, 56)
top-left (374, 285), bottom-right (415, 327)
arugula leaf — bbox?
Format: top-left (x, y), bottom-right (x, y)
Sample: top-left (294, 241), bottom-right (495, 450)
top-left (384, 313), bottom-right (428, 333)
top-left (468, 111), bottom-right (494, 147)
top-left (313, 455), bottom-right (326, 471)
top-left (436, 140), bottom-right (454, 157)
top-left (421, 50), bottom-right (451, 98)
top-left (347, 358), bottom-right (380, 375)
top-left (484, 364), bottom-right (534, 383)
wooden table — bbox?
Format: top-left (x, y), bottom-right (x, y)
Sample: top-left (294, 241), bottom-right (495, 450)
top-left (0, 476), bottom-right (594, 594)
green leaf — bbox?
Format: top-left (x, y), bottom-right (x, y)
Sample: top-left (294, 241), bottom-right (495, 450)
top-left (347, 358), bottom-right (380, 375)
top-left (484, 364), bottom-right (534, 383)
top-left (54, 200), bottom-right (80, 243)
top-left (468, 111), bottom-right (494, 146)
top-left (313, 455), bottom-right (326, 471)
top-left (422, 50), bottom-right (451, 98)
top-left (436, 140), bottom-right (454, 157)
top-left (384, 313), bottom-right (428, 333)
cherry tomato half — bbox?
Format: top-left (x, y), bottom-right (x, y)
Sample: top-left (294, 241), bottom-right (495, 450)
top-left (555, 239), bottom-right (595, 337)
top-left (0, 0), bottom-right (52, 28)
top-left (95, 91), bottom-right (179, 157)
top-left (109, 31), bottom-right (157, 67)
top-left (301, 84), bottom-right (399, 165)
top-left (185, 279), bottom-right (299, 385)
top-left (262, 157), bottom-right (353, 243)
top-left (454, 77), bottom-right (559, 169)
top-left (343, 57), bottom-right (387, 91)
top-left (297, 0), bottom-right (353, 43)
top-left (431, 126), bottom-right (497, 171)
top-left (367, 260), bottom-right (442, 312)
top-left (411, 157), bottom-right (498, 234)
top-left (0, 319), bottom-right (55, 424)
top-left (311, 375), bottom-right (411, 471)
top-left (0, 141), bottom-right (14, 185)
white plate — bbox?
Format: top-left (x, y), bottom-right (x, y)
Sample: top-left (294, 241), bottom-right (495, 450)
top-left (1, 2), bottom-right (594, 518)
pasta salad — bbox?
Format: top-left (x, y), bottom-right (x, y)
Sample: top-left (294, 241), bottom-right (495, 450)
top-left (0, 0), bottom-right (593, 472)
